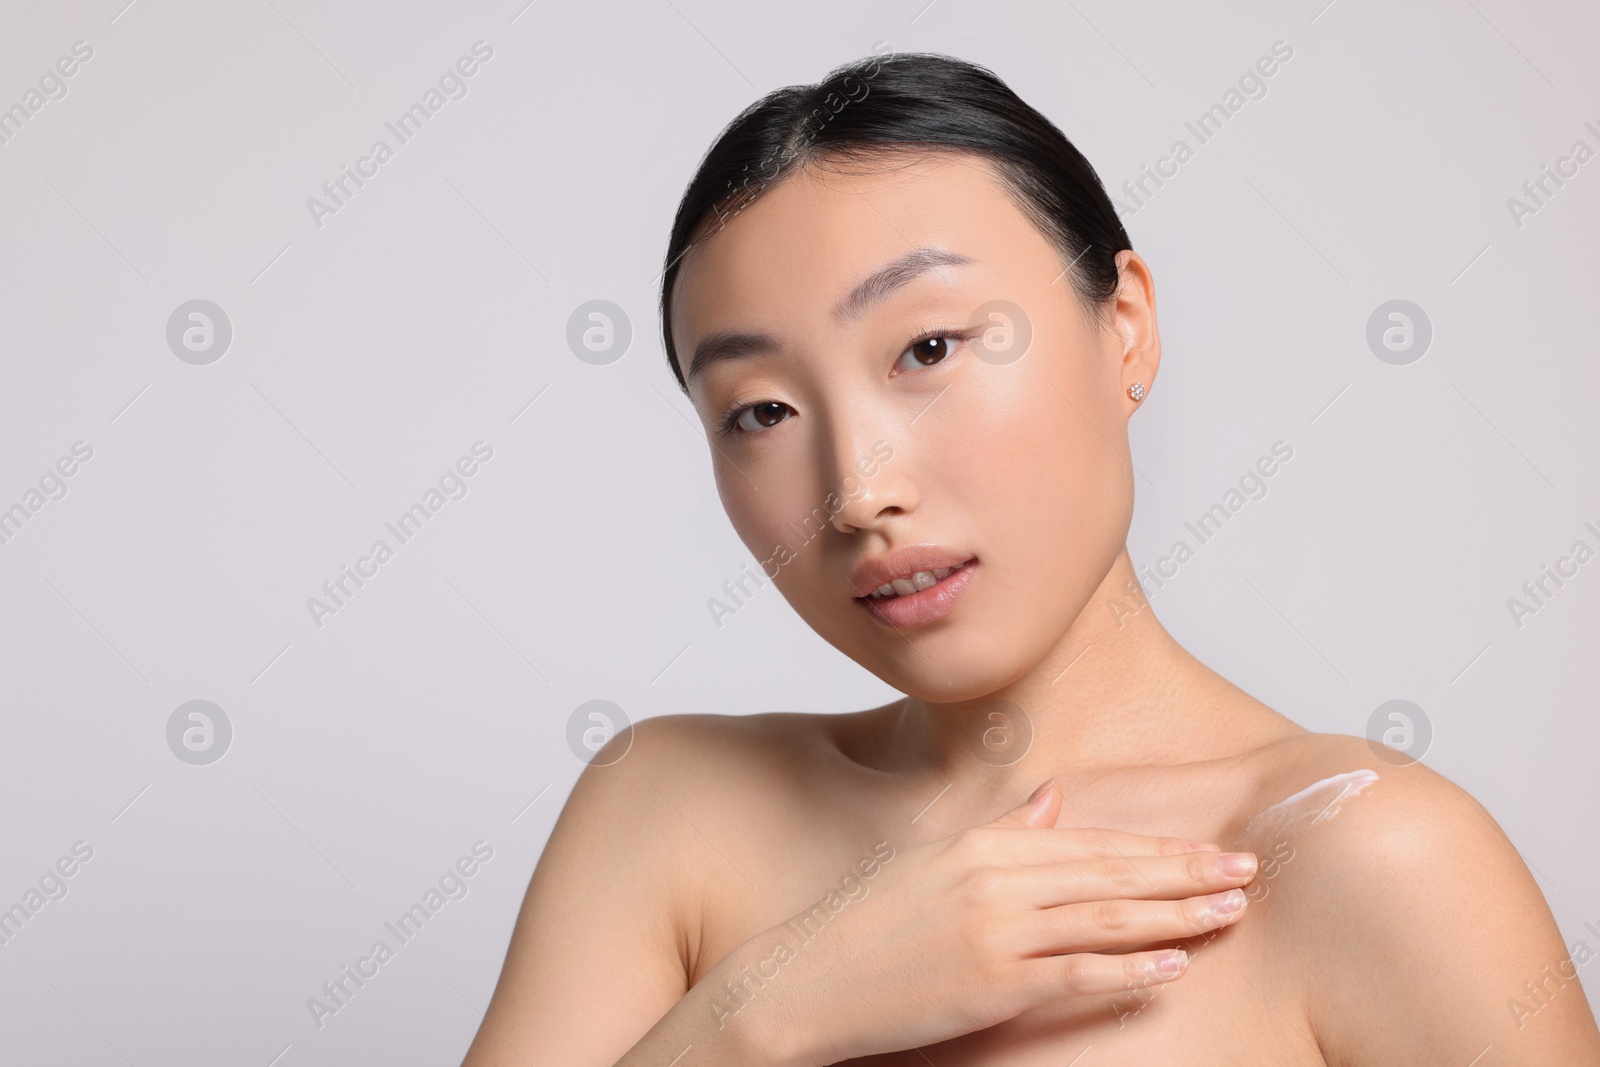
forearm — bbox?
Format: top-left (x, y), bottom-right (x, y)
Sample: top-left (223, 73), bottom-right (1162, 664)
top-left (615, 930), bottom-right (822, 1067)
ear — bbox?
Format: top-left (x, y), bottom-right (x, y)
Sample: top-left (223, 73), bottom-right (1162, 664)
top-left (1110, 250), bottom-right (1161, 415)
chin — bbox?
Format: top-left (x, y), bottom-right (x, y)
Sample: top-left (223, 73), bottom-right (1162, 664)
top-left (840, 625), bottom-right (1033, 704)
top-left (894, 669), bottom-right (1021, 705)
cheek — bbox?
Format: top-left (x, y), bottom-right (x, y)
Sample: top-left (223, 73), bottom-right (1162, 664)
top-left (714, 460), bottom-right (809, 569)
top-left (945, 351), bottom-right (1132, 574)
top-left (714, 464), bottom-right (842, 617)
top-left (942, 360), bottom-right (1101, 509)
top-left (714, 465), bottom-right (770, 553)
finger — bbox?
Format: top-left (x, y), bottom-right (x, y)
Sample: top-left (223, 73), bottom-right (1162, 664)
top-left (1023, 888), bottom-right (1250, 955)
top-left (1020, 946), bottom-right (1191, 999)
top-left (986, 779), bottom-right (1064, 830)
top-left (1012, 850), bottom-right (1259, 907)
top-left (981, 824), bottom-right (1224, 865)
top-left (983, 783), bottom-right (1225, 860)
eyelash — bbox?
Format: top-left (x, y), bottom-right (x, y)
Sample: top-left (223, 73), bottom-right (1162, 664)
top-left (714, 325), bottom-right (972, 439)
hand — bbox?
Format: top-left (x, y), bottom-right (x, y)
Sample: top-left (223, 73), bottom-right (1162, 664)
top-left (751, 779), bottom-right (1258, 1065)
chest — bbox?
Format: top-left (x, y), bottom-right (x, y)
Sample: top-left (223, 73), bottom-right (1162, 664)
top-left (832, 963), bottom-right (1324, 1064)
top-left (688, 821), bottom-right (1323, 1065)
top-left (835, 896), bottom-right (1320, 1063)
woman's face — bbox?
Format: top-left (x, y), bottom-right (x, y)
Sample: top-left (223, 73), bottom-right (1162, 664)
top-left (670, 151), bottom-right (1159, 701)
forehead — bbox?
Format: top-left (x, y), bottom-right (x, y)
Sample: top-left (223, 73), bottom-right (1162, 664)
top-left (670, 152), bottom-right (1055, 360)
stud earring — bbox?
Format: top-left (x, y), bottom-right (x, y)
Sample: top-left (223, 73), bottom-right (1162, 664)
top-left (1129, 382), bottom-right (1146, 401)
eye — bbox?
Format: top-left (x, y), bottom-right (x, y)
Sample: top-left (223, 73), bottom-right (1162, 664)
top-left (893, 330), bottom-right (967, 374)
top-left (717, 399), bottom-right (793, 438)
top-left (713, 327), bottom-right (967, 440)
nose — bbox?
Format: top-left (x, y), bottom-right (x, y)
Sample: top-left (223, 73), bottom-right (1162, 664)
top-left (825, 426), bottom-right (915, 535)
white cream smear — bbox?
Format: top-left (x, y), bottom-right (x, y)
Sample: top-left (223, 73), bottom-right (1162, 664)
top-left (1242, 768), bottom-right (1380, 840)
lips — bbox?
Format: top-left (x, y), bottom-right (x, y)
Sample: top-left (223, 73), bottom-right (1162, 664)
top-left (849, 545), bottom-right (977, 599)
top-left (855, 557), bottom-right (978, 629)
top-left (846, 545), bottom-right (980, 628)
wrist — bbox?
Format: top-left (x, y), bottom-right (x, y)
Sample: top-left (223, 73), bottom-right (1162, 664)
top-left (698, 927), bottom-right (820, 1067)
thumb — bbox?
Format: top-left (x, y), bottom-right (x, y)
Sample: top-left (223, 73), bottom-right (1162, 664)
top-left (990, 778), bottom-right (1061, 829)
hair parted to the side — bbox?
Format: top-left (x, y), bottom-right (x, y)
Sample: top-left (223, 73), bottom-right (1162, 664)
top-left (658, 49), bottom-right (1134, 393)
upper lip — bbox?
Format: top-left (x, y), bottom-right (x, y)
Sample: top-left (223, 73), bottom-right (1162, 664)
top-left (848, 545), bottom-right (976, 597)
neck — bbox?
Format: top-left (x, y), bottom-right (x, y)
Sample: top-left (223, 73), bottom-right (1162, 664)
top-left (883, 548), bottom-right (1297, 799)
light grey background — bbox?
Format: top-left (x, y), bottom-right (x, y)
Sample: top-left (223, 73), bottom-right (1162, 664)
top-left (1, 0), bottom-right (1595, 1062)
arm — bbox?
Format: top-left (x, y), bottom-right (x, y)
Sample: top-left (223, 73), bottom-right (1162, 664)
top-left (460, 732), bottom-right (1265, 1066)
top-left (1300, 763), bottom-right (1600, 1064)
top-left (458, 716), bottom-right (790, 1066)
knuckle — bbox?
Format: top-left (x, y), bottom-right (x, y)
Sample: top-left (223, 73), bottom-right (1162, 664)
top-left (943, 829), bottom-right (977, 865)
top-left (1185, 852), bottom-right (1212, 884)
top-left (1101, 859), bottom-right (1143, 895)
top-left (1120, 954), bottom-right (1147, 985)
top-left (955, 827), bottom-right (997, 862)
top-left (1179, 896), bottom-right (1214, 934)
top-left (958, 910), bottom-right (1006, 963)
top-left (1056, 953), bottom-right (1091, 994)
top-left (962, 961), bottom-right (1004, 1004)
top-left (1087, 837), bottom-right (1123, 861)
top-left (964, 866), bottom-right (1006, 904)
top-left (1066, 828), bottom-right (1110, 857)
top-left (1089, 898), bottom-right (1132, 935)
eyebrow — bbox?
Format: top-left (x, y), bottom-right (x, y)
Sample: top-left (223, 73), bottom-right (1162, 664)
top-left (684, 246), bottom-right (973, 383)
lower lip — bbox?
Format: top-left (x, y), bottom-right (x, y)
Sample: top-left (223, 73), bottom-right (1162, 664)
top-left (858, 559), bottom-right (978, 629)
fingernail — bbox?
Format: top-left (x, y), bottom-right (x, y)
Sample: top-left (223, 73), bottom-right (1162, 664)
top-left (1217, 852), bottom-right (1257, 877)
top-left (1209, 889), bottom-right (1246, 917)
top-left (1182, 841), bottom-right (1222, 852)
top-left (1028, 779), bottom-right (1056, 805)
top-left (1154, 949), bottom-right (1188, 977)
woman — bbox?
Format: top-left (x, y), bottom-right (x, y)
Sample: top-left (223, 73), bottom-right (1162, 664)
top-left (461, 52), bottom-right (1600, 1065)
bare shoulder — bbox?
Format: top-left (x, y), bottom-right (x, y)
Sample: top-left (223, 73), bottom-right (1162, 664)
top-left (1232, 732), bottom-right (1600, 1064)
top-left (1231, 730), bottom-right (1518, 864)
top-left (1232, 731), bottom-right (1538, 913)
top-left (612, 707), bottom-right (844, 755)
top-left (575, 708), bottom-right (855, 879)
top-left (563, 710), bottom-right (821, 855)
top-left (1231, 730), bottom-right (1470, 837)
top-left (460, 709), bottom-right (844, 1065)
top-left (599, 708), bottom-right (850, 798)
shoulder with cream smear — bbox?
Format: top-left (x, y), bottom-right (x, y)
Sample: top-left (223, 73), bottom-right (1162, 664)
top-left (1223, 731), bottom-right (1595, 1064)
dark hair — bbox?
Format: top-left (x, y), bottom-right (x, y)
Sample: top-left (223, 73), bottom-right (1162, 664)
top-left (658, 49), bottom-right (1133, 393)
